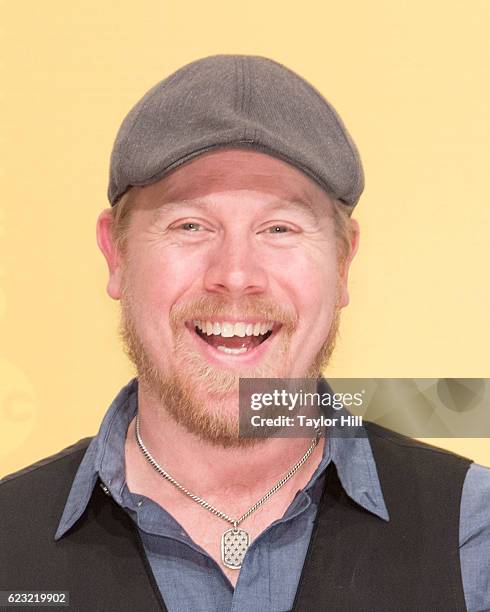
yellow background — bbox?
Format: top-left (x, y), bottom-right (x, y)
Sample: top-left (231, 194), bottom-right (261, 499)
top-left (1, 1), bottom-right (489, 477)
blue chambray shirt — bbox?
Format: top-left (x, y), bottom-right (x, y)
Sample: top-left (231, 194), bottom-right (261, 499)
top-left (55, 379), bottom-right (490, 611)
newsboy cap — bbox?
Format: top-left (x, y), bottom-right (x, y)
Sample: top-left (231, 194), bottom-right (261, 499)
top-left (108, 54), bottom-right (364, 208)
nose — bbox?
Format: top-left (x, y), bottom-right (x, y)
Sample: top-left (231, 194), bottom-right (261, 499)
top-left (203, 231), bottom-right (268, 297)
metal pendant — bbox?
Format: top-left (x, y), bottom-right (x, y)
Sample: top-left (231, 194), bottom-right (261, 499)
top-left (221, 527), bottom-right (250, 569)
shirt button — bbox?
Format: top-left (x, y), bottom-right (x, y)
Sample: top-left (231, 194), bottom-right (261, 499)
top-left (100, 482), bottom-right (112, 497)
top-left (137, 500), bottom-right (143, 508)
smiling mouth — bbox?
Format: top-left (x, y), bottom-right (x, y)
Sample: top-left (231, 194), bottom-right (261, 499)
top-left (190, 319), bottom-right (276, 355)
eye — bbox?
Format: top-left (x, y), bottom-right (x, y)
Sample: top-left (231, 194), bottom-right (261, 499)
top-left (267, 225), bottom-right (290, 234)
top-left (179, 222), bottom-right (202, 232)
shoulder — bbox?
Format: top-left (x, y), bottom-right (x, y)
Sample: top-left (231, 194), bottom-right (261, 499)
top-left (364, 421), bottom-right (472, 463)
top-left (0, 438), bottom-right (92, 506)
top-left (460, 462), bottom-right (490, 543)
top-left (364, 421), bottom-right (470, 457)
top-left (363, 421), bottom-right (472, 496)
top-left (459, 463), bottom-right (490, 609)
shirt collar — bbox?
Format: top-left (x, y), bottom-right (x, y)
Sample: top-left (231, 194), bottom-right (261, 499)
top-left (55, 378), bottom-right (389, 540)
top-left (54, 379), bottom-right (138, 540)
top-left (317, 377), bottom-right (389, 521)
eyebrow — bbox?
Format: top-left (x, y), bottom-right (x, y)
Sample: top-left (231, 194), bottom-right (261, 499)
top-left (265, 198), bottom-right (320, 222)
top-left (152, 197), bottom-right (321, 222)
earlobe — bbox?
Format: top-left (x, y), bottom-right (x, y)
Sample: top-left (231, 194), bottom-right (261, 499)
top-left (339, 286), bottom-right (350, 308)
top-left (96, 209), bottom-right (123, 300)
top-left (338, 219), bottom-right (360, 309)
top-left (348, 218), bottom-right (360, 263)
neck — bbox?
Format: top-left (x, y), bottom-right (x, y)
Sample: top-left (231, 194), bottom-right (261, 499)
top-left (125, 384), bottom-right (325, 499)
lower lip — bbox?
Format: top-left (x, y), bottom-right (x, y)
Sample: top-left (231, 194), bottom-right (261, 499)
top-left (185, 324), bottom-right (279, 367)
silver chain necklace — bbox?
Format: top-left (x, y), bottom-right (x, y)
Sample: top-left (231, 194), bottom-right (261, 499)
top-left (135, 413), bottom-right (321, 570)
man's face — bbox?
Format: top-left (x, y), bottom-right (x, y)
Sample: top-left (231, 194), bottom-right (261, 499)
top-left (97, 149), bottom-right (358, 447)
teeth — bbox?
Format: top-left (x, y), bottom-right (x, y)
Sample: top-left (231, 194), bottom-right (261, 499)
top-left (221, 322), bottom-right (235, 337)
top-left (217, 346), bottom-right (248, 355)
top-left (234, 322), bottom-right (246, 337)
top-left (194, 320), bottom-right (273, 337)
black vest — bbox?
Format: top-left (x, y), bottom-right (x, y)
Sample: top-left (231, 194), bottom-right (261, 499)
top-left (0, 422), bottom-right (471, 611)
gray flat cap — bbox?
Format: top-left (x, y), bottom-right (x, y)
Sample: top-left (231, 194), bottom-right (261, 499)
top-left (108, 54), bottom-right (364, 208)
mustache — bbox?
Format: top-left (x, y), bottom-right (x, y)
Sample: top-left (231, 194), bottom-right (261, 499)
top-left (169, 296), bottom-right (298, 332)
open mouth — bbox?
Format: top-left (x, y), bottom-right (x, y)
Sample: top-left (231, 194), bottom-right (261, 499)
top-left (190, 319), bottom-right (276, 355)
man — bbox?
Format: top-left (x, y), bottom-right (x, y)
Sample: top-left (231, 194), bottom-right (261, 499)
top-left (1, 55), bottom-right (489, 611)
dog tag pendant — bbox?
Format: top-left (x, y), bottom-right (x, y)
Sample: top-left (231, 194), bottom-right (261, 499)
top-left (221, 526), bottom-right (250, 569)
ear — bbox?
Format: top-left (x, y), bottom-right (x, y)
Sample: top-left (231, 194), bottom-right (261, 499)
top-left (338, 218), bottom-right (360, 308)
top-left (96, 209), bottom-right (124, 300)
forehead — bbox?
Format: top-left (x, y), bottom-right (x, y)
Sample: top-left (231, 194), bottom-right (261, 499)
top-left (132, 148), bottom-right (333, 213)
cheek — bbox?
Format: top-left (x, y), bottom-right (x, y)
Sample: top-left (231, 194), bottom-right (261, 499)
top-left (271, 246), bottom-right (339, 319)
top-left (272, 251), bottom-right (339, 374)
top-left (124, 246), bottom-right (203, 321)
